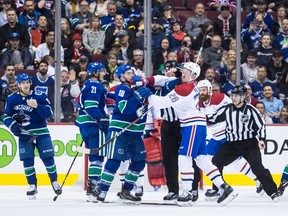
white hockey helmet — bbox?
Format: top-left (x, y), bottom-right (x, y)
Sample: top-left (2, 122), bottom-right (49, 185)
top-left (182, 62), bottom-right (200, 80)
top-left (197, 79), bottom-right (212, 94)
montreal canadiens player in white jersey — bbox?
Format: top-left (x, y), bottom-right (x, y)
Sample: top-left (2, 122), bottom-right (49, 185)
top-left (148, 62), bottom-right (237, 206)
top-left (3, 73), bottom-right (61, 199)
top-left (197, 80), bottom-right (263, 200)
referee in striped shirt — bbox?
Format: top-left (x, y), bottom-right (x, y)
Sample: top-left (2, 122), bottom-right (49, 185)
top-left (206, 85), bottom-right (281, 201)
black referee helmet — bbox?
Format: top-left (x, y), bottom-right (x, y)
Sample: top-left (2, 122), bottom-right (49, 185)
top-left (231, 85), bottom-right (247, 95)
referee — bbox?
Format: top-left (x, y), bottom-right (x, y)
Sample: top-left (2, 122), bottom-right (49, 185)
top-left (207, 85), bottom-right (281, 201)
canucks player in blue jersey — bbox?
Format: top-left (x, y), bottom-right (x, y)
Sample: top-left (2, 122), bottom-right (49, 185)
top-left (3, 73), bottom-right (61, 199)
top-left (92, 64), bottom-right (151, 204)
top-left (278, 164), bottom-right (288, 195)
top-left (74, 62), bottom-right (109, 202)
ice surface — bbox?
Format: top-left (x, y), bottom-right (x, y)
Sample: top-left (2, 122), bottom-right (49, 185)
top-left (0, 186), bottom-right (287, 216)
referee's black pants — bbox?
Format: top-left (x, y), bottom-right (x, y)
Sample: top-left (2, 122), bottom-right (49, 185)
top-left (161, 120), bottom-right (201, 193)
top-left (212, 138), bottom-right (277, 196)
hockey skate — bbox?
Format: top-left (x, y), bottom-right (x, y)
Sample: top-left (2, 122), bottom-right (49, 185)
top-left (217, 184), bottom-right (238, 206)
top-left (91, 185), bottom-right (101, 203)
top-left (52, 181), bottom-right (62, 195)
top-left (256, 181), bottom-right (264, 196)
top-left (97, 190), bottom-right (107, 202)
top-left (205, 189), bottom-right (220, 201)
top-left (118, 188), bottom-right (141, 205)
top-left (278, 180), bottom-right (288, 195)
top-left (27, 184), bottom-right (38, 200)
top-left (191, 190), bottom-right (198, 202)
top-left (271, 191), bottom-right (282, 202)
top-left (86, 179), bottom-right (97, 202)
top-left (163, 192), bottom-right (178, 203)
top-left (135, 186), bottom-right (144, 197)
top-left (176, 190), bottom-right (194, 207)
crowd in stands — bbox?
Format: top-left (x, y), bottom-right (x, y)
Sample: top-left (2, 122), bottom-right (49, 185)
top-left (0, 0), bottom-right (288, 124)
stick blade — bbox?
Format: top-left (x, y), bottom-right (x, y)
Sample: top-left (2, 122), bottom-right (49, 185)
top-left (76, 146), bottom-right (90, 154)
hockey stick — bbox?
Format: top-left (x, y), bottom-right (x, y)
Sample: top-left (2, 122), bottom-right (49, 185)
top-left (195, 27), bottom-right (210, 64)
top-left (53, 140), bottom-right (84, 202)
top-left (77, 106), bottom-right (153, 155)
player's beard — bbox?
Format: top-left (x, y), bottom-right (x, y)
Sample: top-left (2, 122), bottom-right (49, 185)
top-left (199, 93), bottom-right (209, 102)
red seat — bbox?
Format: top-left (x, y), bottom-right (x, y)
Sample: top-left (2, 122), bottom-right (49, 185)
top-left (170, 0), bottom-right (186, 10)
top-left (91, 54), bottom-right (106, 63)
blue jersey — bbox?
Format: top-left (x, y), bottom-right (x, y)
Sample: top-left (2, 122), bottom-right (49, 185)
top-left (75, 79), bottom-right (107, 127)
top-left (3, 90), bottom-right (53, 138)
top-left (109, 84), bottom-right (147, 136)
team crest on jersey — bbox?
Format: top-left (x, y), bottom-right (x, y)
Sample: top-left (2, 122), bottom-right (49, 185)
top-left (118, 149), bottom-right (124, 154)
top-left (241, 114), bottom-right (249, 124)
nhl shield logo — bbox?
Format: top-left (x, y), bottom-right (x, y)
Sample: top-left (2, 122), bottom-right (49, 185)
top-left (241, 114), bottom-right (249, 123)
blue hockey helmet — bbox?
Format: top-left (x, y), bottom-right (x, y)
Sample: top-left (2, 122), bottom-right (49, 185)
top-left (87, 62), bottom-right (105, 75)
top-left (16, 73), bottom-right (31, 85)
top-left (115, 64), bottom-right (132, 81)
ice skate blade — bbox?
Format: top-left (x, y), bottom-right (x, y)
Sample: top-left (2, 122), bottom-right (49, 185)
top-left (257, 190), bottom-right (265, 196)
top-left (218, 192), bottom-right (238, 206)
top-left (205, 195), bottom-right (220, 201)
top-left (176, 200), bottom-right (194, 207)
top-left (86, 195), bottom-right (92, 202)
top-left (118, 198), bottom-right (141, 205)
top-left (28, 195), bottom-right (37, 200)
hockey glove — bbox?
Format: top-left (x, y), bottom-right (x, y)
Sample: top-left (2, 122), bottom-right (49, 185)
top-left (97, 115), bottom-right (110, 134)
top-left (10, 121), bottom-right (22, 137)
top-left (130, 75), bottom-right (147, 88)
top-left (134, 86), bottom-right (152, 103)
top-left (165, 78), bottom-right (181, 92)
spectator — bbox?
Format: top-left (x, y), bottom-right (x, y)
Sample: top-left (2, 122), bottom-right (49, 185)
top-left (278, 69), bottom-right (288, 105)
top-left (7, 77), bottom-right (18, 93)
top-left (118, 0), bottom-right (141, 24)
top-left (41, 54), bottom-right (68, 78)
top-left (204, 67), bottom-right (219, 84)
top-left (193, 21), bottom-right (214, 50)
top-left (202, 35), bottom-right (225, 71)
top-left (117, 29), bottom-right (136, 64)
top-left (104, 51), bottom-right (118, 83)
top-left (242, 0), bottom-right (274, 32)
top-left (176, 35), bottom-right (194, 63)
top-left (18, 0), bottom-right (41, 32)
top-left (61, 17), bottom-right (74, 54)
top-left (222, 67), bottom-right (237, 96)
top-left (30, 15), bottom-right (49, 48)
top-left (219, 49), bottom-right (236, 84)
top-left (0, 8), bottom-right (30, 51)
top-left (83, 16), bottom-right (105, 55)
top-left (152, 37), bottom-right (171, 75)
top-left (207, 0), bottom-right (237, 11)
top-left (60, 69), bottom-right (81, 122)
top-left (266, 49), bottom-right (288, 84)
top-left (35, 0), bottom-right (66, 18)
top-left (66, 33), bottom-right (91, 68)
top-left (245, 84), bottom-right (258, 107)
top-left (213, 5), bottom-right (236, 51)
top-left (100, 1), bottom-right (117, 31)
top-left (241, 51), bottom-right (258, 84)
top-left (0, 0), bottom-right (16, 27)
top-left (1, 64), bottom-right (16, 83)
top-left (248, 65), bottom-right (277, 99)
top-left (167, 19), bottom-right (186, 51)
top-left (272, 105), bottom-right (288, 123)
top-left (253, 32), bottom-right (275, 66)
top-left (273, 18), bottom-right (288, 50)
top-left (2, 32), bottom-right (32, 70)
top-left (212, 82), bottom-right (222, 93)
top-left (193, 51), bottom-right (212, 81)
top-left (241, 13), bottom-right (270, 50)
top-left (272, 5), bottom-right (288, 35)
top-left (255, 101), bottom-right (273, 124)
top-left (129, 48), bottom-right (144, 75)
top-left (65, 0), bottom-right (80, 19)
top-left (267, 1), bottom-right (288, 12)
top-left (89, 0), bottom-right (111, 17)
top-left (159, 4), bottom-right (174, 35)
top-left (69, 55), bottom-right (89, 88)
top-left (260, 84), bottom-right (284, 118)
top-left (71, 0), bottom-right (96, 32)
top-left (35, 30), bottom-right (64, 64)
top-left (185, 3), bottom-right (211, 40)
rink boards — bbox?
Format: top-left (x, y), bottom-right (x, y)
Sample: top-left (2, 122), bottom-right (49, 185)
top-left (0, 124), bottom-right (287, 186)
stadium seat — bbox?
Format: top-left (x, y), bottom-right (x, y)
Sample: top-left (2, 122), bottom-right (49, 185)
top-left (170, 0), bottom-right (186, 10)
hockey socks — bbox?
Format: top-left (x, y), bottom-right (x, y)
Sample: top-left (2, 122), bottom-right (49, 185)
top-left (42, 157), bottom-right (57, 182)
top-left (123, 160), bottom-right (145, 191)
top-left (88, 160), bottom-right (103, 182)
top-left (23, 158), bottom-right (37, 185)
top-left (100, 159), bottom-right (121, 192)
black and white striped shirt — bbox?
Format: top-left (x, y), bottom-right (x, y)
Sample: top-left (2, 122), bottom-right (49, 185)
top-left (206, 102), bottom-right (266, 142)
top-left (161, 107), bottom-right (179, 122)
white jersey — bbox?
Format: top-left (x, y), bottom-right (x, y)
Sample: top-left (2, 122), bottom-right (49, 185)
top-left (148, 82), bottom-right (206, 127)
top-left (199, 93), bottom-right (231, 140)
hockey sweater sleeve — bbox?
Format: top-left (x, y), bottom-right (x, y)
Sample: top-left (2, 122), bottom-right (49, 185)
top-left (34, 94), bottom-right (53, 119)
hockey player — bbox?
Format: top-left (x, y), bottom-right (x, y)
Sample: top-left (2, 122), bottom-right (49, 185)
top-left (197, 80), bottom-right (262, 200)
top-left (148, 62), bottom-right (237, 206)
top-left (3, 73), bottom-right (61, 199)
top-left (92, 64), bottom-right (151, 204)
top-left (207, 85), bottom-right (282, 202)
top-left (278, 164), bottom-right (288, 195)
top-left (75, 62), bottom-right (109, 202)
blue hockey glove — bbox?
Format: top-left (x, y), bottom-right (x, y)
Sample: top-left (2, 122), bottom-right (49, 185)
top-left (130, 75), bottom-right (147, 88)
top-left (165, 78), bottom-right (181, 92)
top-left (134, 86), bottom-right (152, 103)
top-left (97, 115), bottom-right (109, 134)
top-left (10, 121), bottom-right (22, 137)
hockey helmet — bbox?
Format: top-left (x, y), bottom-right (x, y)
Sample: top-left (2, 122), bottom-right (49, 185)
top-left (197, 79), bottom-right (212, 94)
top-left (115, 64), bottom-right (132, 81)
top-left (16, 73), bottom-right (31, 85)
top-left (182, 62), bottom-right (200, 80)
top-left (87, 62), bottom-right (105, 76)
top-left (231, 85), bottom-right (247, 95)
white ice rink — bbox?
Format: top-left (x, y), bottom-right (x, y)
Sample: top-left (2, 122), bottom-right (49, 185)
top-left (1, 186), bottom-right (287, 216)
